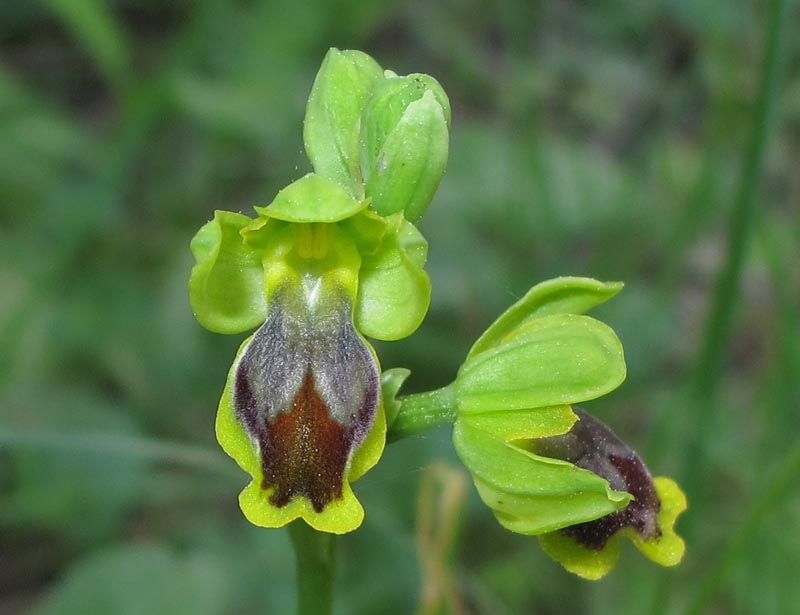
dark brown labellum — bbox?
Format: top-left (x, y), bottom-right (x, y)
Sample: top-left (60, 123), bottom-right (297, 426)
top-left (233, 284), bottom-right (379, 512)
top-left (533, 408), bottom-right (661, 549)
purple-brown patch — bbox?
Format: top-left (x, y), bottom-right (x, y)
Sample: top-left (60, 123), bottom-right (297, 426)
top-left (232, 283), bottom-right (380, 513)
top-left (533, 407), bottom-right (661, 549)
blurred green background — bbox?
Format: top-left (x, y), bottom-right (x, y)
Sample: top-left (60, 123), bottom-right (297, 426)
top-left (1, 1), bottom-right (798, 614)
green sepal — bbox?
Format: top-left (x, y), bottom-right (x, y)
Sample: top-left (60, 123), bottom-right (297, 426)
top-left (537, 476), bottom-right (687, 579)
top-left (458, 405), bottom-right (577, 441)
top-left (456, 313), bottom-right (626, 414)
top-left (254, 173), bottom-right (367, 224)
top-left (303, 48), bottom-right (384, 195)
top-left (189, 210), bottom-right (267, 334)
top-left (355, 216), bottom-right (431, 341)
top-left (380, 368), bottom-right (412, 427)
top-left (453, 420), bottom-right (631, 535)
top-left (362, 89), bottom-right (449, 221)
top-left (468, 277), bottom-right (624, 359)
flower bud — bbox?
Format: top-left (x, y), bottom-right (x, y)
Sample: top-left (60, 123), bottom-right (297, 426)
top-left (360, 74), bottom-right (450, 221)
top-left (303, 48), bottom-right (384, 196)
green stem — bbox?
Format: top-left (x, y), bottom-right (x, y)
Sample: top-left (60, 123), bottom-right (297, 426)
top-left (0, 428), bottom-right (238, 478)
top-left (388, 384), bottom-right (458, 441)
top-left (288, 522), bottom-right (337, 615)
top-left (685, 437), bottom-right (800, 615)
top-left (682, 0), bottom-right (789, 518)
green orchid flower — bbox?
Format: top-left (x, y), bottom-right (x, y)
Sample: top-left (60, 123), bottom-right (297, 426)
top-left (189, 174), bottom-right (431, 534)
top-left (188, 48), bottom-right (449, 534)
top-left (390, 277), bottom-right (687, 577)
top-left (188, 46), bottom-right (685, 594)
top-left (450, 277), bottom-right (686, 577)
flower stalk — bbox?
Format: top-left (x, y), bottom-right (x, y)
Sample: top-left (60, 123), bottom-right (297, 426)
top-left (388, 385), bottom-right (457, 441)
top-left (288, 521), bottom-right (337, 615)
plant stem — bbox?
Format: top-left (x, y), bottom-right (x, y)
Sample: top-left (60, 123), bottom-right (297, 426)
top-left (685, 436), bottom-right (800, 615)
top-left (388, 384), bottom-right (458, 441)
top-left (0, 428), bottom-right (238, 478)
top-left (682, 0), bottom-right (789, 521)
top-left (288, 521), bottom-right (337, 615)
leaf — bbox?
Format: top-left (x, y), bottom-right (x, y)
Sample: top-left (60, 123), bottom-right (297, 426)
top-left (43, 0), bottom-right (129, 89)
top-left (32, 543), bottom-right (227, 615)
top-left (1, 394), bottom-right (147, 544)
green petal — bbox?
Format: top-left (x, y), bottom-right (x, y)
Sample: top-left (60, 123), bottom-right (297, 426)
top-left (339, 208), bottom-right (388, 256)
top-left (355, 217), bottom-right (431, 341)
top-left (458, 405), bottom-right (577, 441)
top-left (303, 48), bottom-right (384, 195)
top-left (364, 90), bottom-right (449, 221)
top-left (254, 173), bottom-right (367, 223)
top-left (189, 210), bottom-right (266, 334)
top-left (380, 367), bottom-right (412, 427)
top-left (456, 313), bottom-right (626, 414)
top-left (453, 420), bottom-right (631, 535)
top-left (468, 277), bottom-right (624, 359)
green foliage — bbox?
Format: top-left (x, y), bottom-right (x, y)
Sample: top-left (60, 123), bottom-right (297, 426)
top-left (1, 1), bottom-right (797, 614)
top-left (32, 544), bottom-right (227, 615)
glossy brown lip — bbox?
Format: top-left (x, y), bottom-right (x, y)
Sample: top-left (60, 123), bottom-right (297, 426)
top-left (533, 407), bottom-right (661, 550)
top-left (233, 283), bottom-right (379, 513)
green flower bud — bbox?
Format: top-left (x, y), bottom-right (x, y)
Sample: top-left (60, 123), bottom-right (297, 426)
top-left (303, 48), bottom-right (384, 196)
top-left (360, 74), bottom-right (451, 221)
